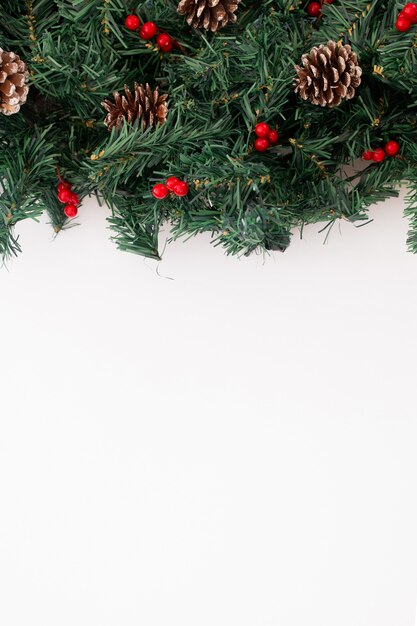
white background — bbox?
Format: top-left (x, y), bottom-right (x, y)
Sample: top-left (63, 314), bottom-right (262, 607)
top-left (0, 193), bottom-right (416, 626)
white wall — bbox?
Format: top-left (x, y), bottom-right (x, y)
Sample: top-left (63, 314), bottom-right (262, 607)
top-left (0, 193), bottom-right (416, 626)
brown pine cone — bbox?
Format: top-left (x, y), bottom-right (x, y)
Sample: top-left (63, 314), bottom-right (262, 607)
top-left (294, 41), bottom-right (362, 108)
top-left (0, 48), bottom-right (30, 116)
top-left (101, 83), bottom-right (168, 131)
top-left (177, 0), bottom-right (241, 32)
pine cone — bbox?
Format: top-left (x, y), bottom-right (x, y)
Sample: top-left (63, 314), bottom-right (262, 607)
top-left (177, 0), bottom-right (241, 32)
top-left (294, 41), bottom-right (362, 108)
top-left (101, 83), bottom-right (168, 131)
top-left (0, 48), bottom-right (30, 116)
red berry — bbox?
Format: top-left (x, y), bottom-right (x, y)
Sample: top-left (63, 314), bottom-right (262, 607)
top-left (69, 193), bottom-right (79, 205)
top-left (254, 138), bottom-right (270, 152)
top-left (254, 122), bottom-right (270, 138)
top-left (57, 181), bottom-right (71, 193)
top-left (125, 14), bottom-right (141, 31)
top-left (362, 150), bottom-right (373, 161)
top-left (166, 176), bottom-right (180, 191)
top-left (385, 140), bottom-right (400, 157)
top-left (173, 181), bottom-right (189, 197)
top-left (58, 188), bottom-right (72, 203)
top-left (307, 2), bottom-right (321, 17)
top-left (396, 16), bottom-right (411, 31)
top-left (152, 183), bottom-right (169, 199)
top-left (268, 130), bottom-right (279, 144)
top-left (156, 33), bottom-right (173, 52)
top-left (64, 204), bottom-right (78, 218)
top-left (324, 0), bottom-right (334, 3)
top-left (403, 3), bottom-right (417, 22)
top-left (139, 22), bottom-right (157, 40)
top-left (372, 148), bottom-right (386, 162)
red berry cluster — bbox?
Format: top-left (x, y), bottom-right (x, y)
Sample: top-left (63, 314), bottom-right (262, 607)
top-left (306, 0), bottom-right (334, 18)
top-left (125, 14), bottom-right (174, 51)
top-left (254, 122), bottom-right (279, 152)
top-left (152, 177), bottom-right (189, 200)
top-left (396, 3), bottom-right (417, 31)
top-left (362, 140), bottom-right (400, 163)
top-left (57, 179), bottom-right (79, 218)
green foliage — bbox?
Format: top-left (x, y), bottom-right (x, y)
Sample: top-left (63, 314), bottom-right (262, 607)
top-left (0, 0), bottom-right (417, 260)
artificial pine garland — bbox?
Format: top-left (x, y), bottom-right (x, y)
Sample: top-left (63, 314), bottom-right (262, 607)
top-left (1, 0), bottom-right (417, 260)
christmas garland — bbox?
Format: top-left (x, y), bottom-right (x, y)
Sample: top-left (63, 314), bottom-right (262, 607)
top-left (1, 0), bottom-right (417, 260)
